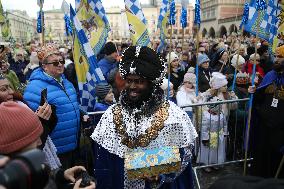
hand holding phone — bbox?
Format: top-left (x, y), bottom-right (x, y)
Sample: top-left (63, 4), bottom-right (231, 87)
top-left (40, 88), bottom-right (47, 106)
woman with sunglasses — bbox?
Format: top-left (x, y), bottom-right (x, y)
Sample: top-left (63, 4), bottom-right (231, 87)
top-left (23, 44), bottom-right (81, 170)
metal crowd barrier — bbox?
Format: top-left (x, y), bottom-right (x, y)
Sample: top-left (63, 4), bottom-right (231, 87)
top-left (87, 98), bottom-right (251, 189)
top-left (181, 98), bottom-right (251, 189)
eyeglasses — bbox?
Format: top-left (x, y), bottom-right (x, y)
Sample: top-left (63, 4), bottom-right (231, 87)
top-left (46, 60), bottom-right (65, 66)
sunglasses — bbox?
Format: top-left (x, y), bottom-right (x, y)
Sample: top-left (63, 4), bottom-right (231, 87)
top-left (46, 60), bottom-right (65, 66)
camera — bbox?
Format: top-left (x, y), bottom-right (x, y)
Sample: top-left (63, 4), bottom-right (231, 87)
top-left (0, 149), bottom-right (49, 189)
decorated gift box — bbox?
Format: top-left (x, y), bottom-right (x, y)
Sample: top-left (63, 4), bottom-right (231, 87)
top-left (125, 146), bottom-right (181, 180)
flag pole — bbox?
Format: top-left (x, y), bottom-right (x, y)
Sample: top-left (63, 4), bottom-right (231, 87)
top-left (167, 0), bottom-right (176, 100)
top-left (243, 0), bottom-right (267, 176)
top-left (40, 1), bottom-right (45, 46)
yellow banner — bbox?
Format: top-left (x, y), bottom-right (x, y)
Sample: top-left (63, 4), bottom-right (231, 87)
top-left (73, 36), bottom-right (89, 83)
top-left (125, 10), bottom-right (150, 47)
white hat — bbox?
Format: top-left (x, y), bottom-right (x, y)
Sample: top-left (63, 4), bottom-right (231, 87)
top-left (231, 54), bottom-right (246, 68)
top-left (160, 78), bottom-right (173, 91)
top-left (249, 53), bottom-right (260, 61)
top-left (209, 72), bottom-right (228, 89)
top-left (187, 67), bottom-right (195, 74)
top-left (166, 52), bottom-right (179, 63)
top-left (183, 73), bottom-right (196, 86)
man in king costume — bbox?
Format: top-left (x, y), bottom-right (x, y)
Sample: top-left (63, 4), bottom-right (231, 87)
top-left (249, 45), bottom-right (284, 178)
top-left (91, 46), bottom-right (197, 189)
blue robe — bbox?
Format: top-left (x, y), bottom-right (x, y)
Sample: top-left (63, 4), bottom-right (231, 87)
top-left (93, 144), bottom-right (195, 189)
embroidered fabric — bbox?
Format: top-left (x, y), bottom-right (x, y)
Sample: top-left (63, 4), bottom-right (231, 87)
top-left (43, 136), bottom-right (62, 170)
top-left (91, 101), bottom-right (197, 188)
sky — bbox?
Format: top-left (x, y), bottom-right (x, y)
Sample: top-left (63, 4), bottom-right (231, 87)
top-left (2, 0), bottom-right (151, 18)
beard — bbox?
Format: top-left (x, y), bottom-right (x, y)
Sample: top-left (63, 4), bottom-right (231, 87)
top-left (120, 86), bottom-right (165, 116)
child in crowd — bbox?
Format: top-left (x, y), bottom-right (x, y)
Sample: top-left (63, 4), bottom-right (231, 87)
top-left (94, 83), bottom-right (114, 125)
top-left (197, 72), bottom-right (237, 172)
top-left (176, 67), bottom-right (197, 119)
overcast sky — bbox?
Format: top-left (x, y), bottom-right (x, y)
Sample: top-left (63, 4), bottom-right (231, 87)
top-left (2, 0), bottom-right (194, 18)
top-left (2, 0), bottom-right (152, 18)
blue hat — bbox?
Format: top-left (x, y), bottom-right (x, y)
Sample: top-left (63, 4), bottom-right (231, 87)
top-left (197, 53), bottom-right (210, 65)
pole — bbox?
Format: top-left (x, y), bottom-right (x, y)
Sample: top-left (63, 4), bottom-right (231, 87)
top-left (167, 24), bottom-right (173, 100)
top-left (40, 2), bottom-right (44, 46)
top-left (243, 12), bottom-right (260, 176)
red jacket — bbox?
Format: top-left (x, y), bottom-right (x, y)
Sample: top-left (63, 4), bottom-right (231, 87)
top-left (242, 61), bottom-right (265, 78)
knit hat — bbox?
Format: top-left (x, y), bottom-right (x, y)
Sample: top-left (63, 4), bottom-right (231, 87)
top-left (231, 54), bottom-right (245, 68)
top-left (0, 102), bottom-right (43, 154)
top-left (276, 45), bottom-right (284, 57)
top-left (236, 72), bottom-right (250, 86)
top-left (197, 53), bottom-right (210, 65)
top-left (104, 42), bottom-right (117, 56)
top-left (95, 82), bottom-right (111, 100)
top-left (187, 67), bottom-right (195, 73)
top-left (37, 44), bottom-right (60, 62)
top-left (119, 46), bottom-right (166, 85)
top-left (209, 72), bottom-right (228, 89)
top-left (166, 52), bottom-right (179, 63)
top-left (160, 78), bottom-right (173, 91)
top-left (249, 53), bottom-right (260, 61)
top-left (183, 72), bottom-right (196, 86)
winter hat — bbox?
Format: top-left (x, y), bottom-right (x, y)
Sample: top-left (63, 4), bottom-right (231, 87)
top-left (209, 72), bottom-right (228, 89)
top-left (249, 53), bottom-right (260, 61)
top-left (183, 73), bottom-right (196, 86)
top-left (160, 78), bottom-right (173, 91)
top-left (197, 53), bottom-right (210, 65)
top-left (166, 52), bottom-right (179, 63)
top-left (231, 54), bottom-right (245, 68)
top-left (95, 82), bottom-right (111, 100)
top-left (119, 46), bottom-right (166, 85)
top-left (37, 44), bottom-right (60, 62)
top-left (236, 72), bottom-right (250, 86)
top-left (104, 42), bottom-right (117, 56)
top-left (0, 102), bottom-right (43, 154)
top-left (187, 67), bottom-right (195, 73)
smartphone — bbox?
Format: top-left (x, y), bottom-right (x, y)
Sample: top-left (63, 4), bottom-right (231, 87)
top-left (40, 88), bottom-right (47, 106)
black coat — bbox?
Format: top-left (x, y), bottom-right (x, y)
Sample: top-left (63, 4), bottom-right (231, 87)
top-left (198, 67), bottom-right (212, 93)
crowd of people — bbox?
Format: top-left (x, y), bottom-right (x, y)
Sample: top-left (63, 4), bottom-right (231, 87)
top-left (0, 34), bottom-right (283, 189)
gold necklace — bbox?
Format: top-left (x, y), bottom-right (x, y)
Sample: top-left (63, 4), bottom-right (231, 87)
top-left (113, 102), bottom-right (170, 149)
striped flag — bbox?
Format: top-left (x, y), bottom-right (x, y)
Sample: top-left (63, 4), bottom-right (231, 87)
top-left (61, 0), bottom-right (72, 36)
top-left (76, 0), bottom-right (110, 55)
top-left (244, 0), bottom-right (280, 44)
top-left (157, 0), bottom-right (169, 53)
top-left (70, 5), bottom-right (106, 112)
top-left (124, 0), bottom-right (150, 46)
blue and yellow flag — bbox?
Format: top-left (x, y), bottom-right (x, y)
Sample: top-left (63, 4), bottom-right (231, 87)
top-left (124, 0), bottom-right (150, 46)
top-left (70, 5), bottom-right (106, 112)
top-left (76, 0), bottom-right (110, 55)
top-left (157, 0), bottom-right (169, 53)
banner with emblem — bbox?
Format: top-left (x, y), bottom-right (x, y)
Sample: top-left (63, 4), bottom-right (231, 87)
top-left (70, 5), bottom-right (106, 112)
top-left (157, 0), bottom-right (169, 53)
top-left (124, 0), bottom-right (150, 47)
top-left (272, 1), bottom-right (284, 52)
top-left (75, 0), bottom-right (110, 56)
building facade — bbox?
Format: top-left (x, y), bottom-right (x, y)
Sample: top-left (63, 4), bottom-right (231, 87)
top-left (200, 0), bottom-right (245, 38)
top-left (44, 9), bottom-right (65, 43)
top-left (5, 10), bottom-right (34, 43)
top-left (105, 0), bottom-right (194, 41)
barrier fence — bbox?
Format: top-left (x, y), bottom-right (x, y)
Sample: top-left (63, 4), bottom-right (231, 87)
top-left (87, 98), bottom-right (251, 189)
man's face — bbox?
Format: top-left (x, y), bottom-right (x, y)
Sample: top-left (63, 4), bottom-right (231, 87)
top-left (0, 61), bottom-right (8, 73)
top-left (0, 79), bottom-right (14, 103)
top-left (124, 74), bottom-right (151, 103)
top-left (42, 54), bottom-right (64, 78)
top-left (273, 52), bottom-right (284, 72)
